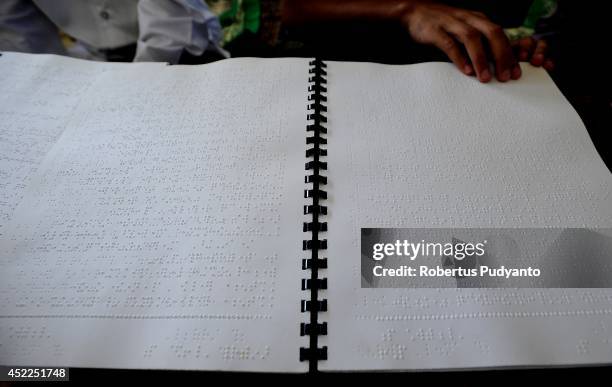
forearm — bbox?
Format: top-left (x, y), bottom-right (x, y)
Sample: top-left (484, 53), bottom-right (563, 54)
top-left (281, 0), bottom-right (426, 26)
top-left (281, 0), bottom-right (547, 83)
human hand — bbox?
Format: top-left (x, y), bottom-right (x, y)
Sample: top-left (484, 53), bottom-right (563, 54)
top-left (400, 2), bottom-right (520, 83)
top-left (512, 36), bottom-right (554, 71)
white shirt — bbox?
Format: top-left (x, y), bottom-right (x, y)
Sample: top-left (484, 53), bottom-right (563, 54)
top-left (0, 0), bottom-right (227, 63)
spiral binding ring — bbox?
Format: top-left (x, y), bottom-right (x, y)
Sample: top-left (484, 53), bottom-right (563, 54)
top-left (305, 175), bottom-right (327, 184)
top-left (304, 189), bottom-right (327, 199)
top-left (301, 278), bottom-right (328, 290)
top-left (306, 148), bottom-right (327, 158)
top-left (303, 205), bottom-right (327, 215)
top-left (301, 299), bottom-right (328, 312)
top-left (303, 222), bottom-right (328, 232)
top-left (302, 258), bottom-right (327, 270)
top-left (300, 322), bottom-right (328, 336)
top-left (307, 124), bottom-right (327, 134)
top-left (305, 160), bottom-right (327, 170)
top-left (300, 58), bottom-right (328, 369)
top-left (302, 240), bottom-right (328, 250)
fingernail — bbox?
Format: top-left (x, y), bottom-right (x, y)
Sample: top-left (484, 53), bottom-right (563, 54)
top-left (500, 69), bottom-right (511, 82)
top-left (533, 54), bottom-right (544, 65)
top-left (464, 64), bottom-right (474, 75)
top-left (479, 69), bottom-right (491, 82)
top-left (511, 65), bottom-right (522, 79)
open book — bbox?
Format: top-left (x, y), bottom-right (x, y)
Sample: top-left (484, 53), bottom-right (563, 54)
top-left (1, 52), bottom-right (611, 372)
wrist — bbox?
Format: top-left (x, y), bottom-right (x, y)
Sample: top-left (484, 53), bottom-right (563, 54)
top-left (389, 1), bottom-right (413, 20)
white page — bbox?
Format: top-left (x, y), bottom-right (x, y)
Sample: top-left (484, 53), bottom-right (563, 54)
top-left (0, 54), bottom-right (309, 372)
top-left (0, 53), bottom-right (151, 235)
top-left (322, 61), bottom-right (612, 370)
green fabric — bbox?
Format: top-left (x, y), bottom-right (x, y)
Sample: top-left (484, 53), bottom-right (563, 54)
top-left (207, 0), bottom-right (260, 46)
top-left (523, 0), bottom-right (557, 29)
top-left (505, 0), bottom-right (557, 41)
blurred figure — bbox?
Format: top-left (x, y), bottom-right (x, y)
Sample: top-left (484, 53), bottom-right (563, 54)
top-left (0, 0), bottom-right (227, 63)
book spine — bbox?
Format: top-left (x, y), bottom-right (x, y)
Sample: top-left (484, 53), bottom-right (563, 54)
top-left (300, 58), bottom-right (328, 371)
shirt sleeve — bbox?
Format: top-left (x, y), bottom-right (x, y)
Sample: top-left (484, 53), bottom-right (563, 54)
top-left (0, 0), bottom-right (66, 55)
top-left (134, 0), bottom-right (227, 63)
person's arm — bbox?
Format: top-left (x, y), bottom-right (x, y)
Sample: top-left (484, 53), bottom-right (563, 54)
top-left (283, 0), bottom-right (411, 24)
top-left (283, 0), bottom-right (532, 83)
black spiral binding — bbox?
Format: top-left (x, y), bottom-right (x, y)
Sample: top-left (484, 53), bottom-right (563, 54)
top-left (300, 58), bottom-right (328, 372)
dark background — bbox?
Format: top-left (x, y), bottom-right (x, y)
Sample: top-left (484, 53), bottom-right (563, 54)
top-left (33, 364), bottom-right (612, 382)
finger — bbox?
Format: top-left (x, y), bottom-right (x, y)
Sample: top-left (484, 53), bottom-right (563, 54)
top-left (510, 43), bottom-right (528, 61)
top-left (515, 37), bottom-right (535, 61)
top-left (455, 9), bottom-right (488, 20)
top-left (442, 22), bottom-right (491, 82)
top-left (511, 62), bottom-right (522, 80)
top-left (428, 27), bottom-right (474, 75)
top-left (470, 11), bottom-right (487, 19)
top-left (464, 17), bottom-right (516, 81)
top-left (544, 59), bottom-right (555, 71)
top-left (516, 37), bottom-right (535, 51)
top-left (531, 39), bottom-right (548, 66)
